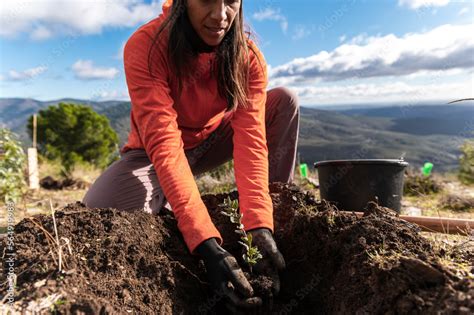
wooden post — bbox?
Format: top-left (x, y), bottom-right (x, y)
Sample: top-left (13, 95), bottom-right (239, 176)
top-left (28, 114), bottom-right (39, 190)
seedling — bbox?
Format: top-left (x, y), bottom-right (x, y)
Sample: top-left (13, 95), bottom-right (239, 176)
top-left (220, 197), bottom-right (262, 272)
top-left (326, 212), bottom-right (336, 227)
top-left (50, 298), bottom-right (67, 313)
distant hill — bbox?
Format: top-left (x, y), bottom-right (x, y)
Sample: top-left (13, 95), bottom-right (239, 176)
top-left (99, 102), bottom-right (132, 146)
top-left (338, 104), bottom-right (474, 136)
top-left (0, 98), bottom-right (126, 144)
top-left (298, 107), bottom-right (465, 171)
top-left (1, 98), bottom-right (472, 172)
top-left (0, 98), bottom-right (124, 128)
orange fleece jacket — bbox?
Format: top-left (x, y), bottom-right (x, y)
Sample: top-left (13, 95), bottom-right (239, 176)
top-left (121, 0), bottom-right (273, 253)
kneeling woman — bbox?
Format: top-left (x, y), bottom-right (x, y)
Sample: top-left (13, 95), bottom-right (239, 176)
top-left (83, 0), bottom-right (299, 309)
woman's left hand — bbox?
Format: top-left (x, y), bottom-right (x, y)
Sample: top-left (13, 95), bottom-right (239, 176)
top-left (247, 228), bottom-right (286, 295)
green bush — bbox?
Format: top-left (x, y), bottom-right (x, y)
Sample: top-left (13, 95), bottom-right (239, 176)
top-left (28, 102), bottom-right (119, 175)
top-left (0, 128), bottom-right (27, 203)
top-left (404, 170), bottom-right (442, 196)
top-left (458, 140), bottom-right (474, 185)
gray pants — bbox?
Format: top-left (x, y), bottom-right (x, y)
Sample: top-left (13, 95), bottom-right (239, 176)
top-left (82, 87), bottom-right (300, 214)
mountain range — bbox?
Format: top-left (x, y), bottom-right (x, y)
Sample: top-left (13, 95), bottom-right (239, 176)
top-left (1, 97), bottom-right (473, 172)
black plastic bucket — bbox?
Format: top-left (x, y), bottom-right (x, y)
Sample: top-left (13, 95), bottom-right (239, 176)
top-left (314, 159), bottom-right (409, 213)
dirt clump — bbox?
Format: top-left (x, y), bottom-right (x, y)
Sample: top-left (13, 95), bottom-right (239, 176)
top-left (1, 183), bottom-right (472, 314)
top-left (40, 176), bottom-right (87, 190)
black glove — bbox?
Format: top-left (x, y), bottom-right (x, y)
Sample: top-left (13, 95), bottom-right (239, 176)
top-left (196, 238), bottom-right (262, 310)
top-left (247, 228), bottom-right (286, 295)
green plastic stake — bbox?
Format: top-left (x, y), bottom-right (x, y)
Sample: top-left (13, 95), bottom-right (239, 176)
top-left (422, 162), bottom-right (433, 176)
top-left (300, 163), bottom-right (308, 178)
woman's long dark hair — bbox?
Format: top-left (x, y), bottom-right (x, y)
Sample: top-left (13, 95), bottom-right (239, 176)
top-left (147, 0), bottom-right (260, 111)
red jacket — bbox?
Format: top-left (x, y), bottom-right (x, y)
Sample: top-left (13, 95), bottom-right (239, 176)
top-left (122, 0), bottom-right (273, 253)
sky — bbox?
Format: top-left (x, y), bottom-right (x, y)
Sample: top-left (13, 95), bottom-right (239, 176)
top-left (0, 0), bottom-right (473, 106)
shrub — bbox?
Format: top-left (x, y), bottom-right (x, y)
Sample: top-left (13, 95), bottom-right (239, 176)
top-left (28, 102), bottom-right (119, 175)
top-left (458, 140), bottom-right (474, 185)
top-left (404, 170), bottom-right (443, 196)
top-left (0, 128), bottom-right (27, 203)
top-left (438, 194), bottom-right (474, 212)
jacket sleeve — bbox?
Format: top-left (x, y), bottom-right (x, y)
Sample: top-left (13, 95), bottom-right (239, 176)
top-left (124, 30), bottom-right (222, 253)
top-left (231, 44), bottom-right (274, 233)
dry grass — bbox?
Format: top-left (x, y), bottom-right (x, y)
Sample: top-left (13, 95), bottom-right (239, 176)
top-left (402, 180), bottom-right (474, 219)
top-left (439, 194), bottom-right (474, 212)
top-left (196, 173), bottom-right (236, 195)
top-left (404, 171), bottom-right (443, 196)
top-left (422, 232), bottom-right (474, 279)
top-left (0, 160), bottom-right (97, 231)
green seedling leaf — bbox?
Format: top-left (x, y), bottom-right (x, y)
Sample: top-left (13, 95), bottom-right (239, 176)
top-left (219, 196), bottom-right (262, 272)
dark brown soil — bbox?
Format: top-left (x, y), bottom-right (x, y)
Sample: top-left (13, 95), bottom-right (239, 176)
top-left (40, 176), bottom-right (87, 190)
top-left (1, 183), bottom-right (473, 314)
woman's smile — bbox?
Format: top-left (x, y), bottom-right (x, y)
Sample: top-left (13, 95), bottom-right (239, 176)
top-left (204, 26), bottom-right (225, 37)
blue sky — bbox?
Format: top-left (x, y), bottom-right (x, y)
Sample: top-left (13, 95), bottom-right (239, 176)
top-left (0, 0), bottom-right (473, 105)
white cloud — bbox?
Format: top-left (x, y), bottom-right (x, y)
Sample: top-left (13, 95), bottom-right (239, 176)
top-left (292, 25), bottom-right (311, 40)
top-left (91, 89), bottom-right (130, 101)
top-left (252, 8), bottom-right (288, 33)
top-left (398, 0), bottom-right (450, 9)
top-left (270, 24), bottom-right (474, 83)
top-left (279, 80), bottom-right (472, 105)
top-left (339, 35), bottom-right (347, 43)
top-left (72, 60), bottom-right (119, 80)
top-left (114, 41), bottom-right (127, 60)
top-left (458, 7), bottom-right (470, 16)
top-left (30, 25), bottom-right (53, 41)
top-left (348, 33), bottom-right (369, 45)
top-left (2, 66), bottom-right (48, 81)
top-left (0, 0), bottom-right (162, 40)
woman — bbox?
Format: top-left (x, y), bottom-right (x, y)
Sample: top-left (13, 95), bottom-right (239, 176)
top-left (83, 0), bottom-right (299, 310)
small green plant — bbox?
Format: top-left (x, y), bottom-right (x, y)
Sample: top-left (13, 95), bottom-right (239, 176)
top-left (50, 298), bottom-right (66, 313)
top-left (220, 196), bottom-right (262, 272)
top-left (326, 212), bottom-right (336, 227)
top-left (0, 128), bottom-right (27, 203)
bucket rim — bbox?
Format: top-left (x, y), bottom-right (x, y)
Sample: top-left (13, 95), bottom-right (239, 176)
top-left (314, 159), bottom-right (409, 168)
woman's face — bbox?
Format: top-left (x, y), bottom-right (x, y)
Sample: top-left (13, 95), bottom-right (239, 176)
top-left (186, 0), bottom-right (241, 47)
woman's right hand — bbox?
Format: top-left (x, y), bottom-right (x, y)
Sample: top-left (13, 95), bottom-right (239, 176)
top-left (196, 238), bottom-right (262, 310)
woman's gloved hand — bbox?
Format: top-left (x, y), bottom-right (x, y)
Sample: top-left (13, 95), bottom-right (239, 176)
top-left (196, 238), bottom-right (262, 310)
top-left (247, 228), bottom-right (286, 295)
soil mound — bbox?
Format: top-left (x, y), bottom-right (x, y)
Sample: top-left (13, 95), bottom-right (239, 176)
top-left (1, 183), bottom-right (472, 314)
top-left (40, 176), bottom-right (87, 190)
